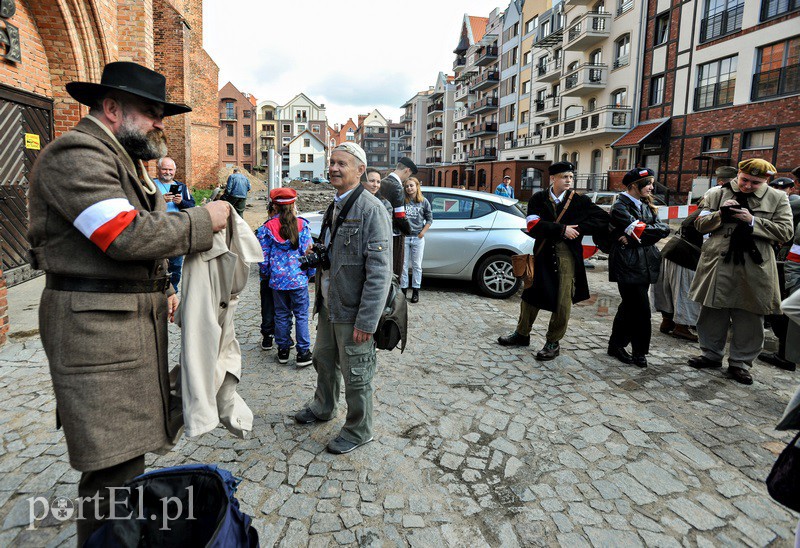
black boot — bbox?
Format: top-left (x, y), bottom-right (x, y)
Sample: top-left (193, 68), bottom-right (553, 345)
top-left (402, 288), bottom-right (408, 298)
top-left (497, 332), bottom-right (531, 346)
top-left (411, 289), bottom-right (419, 303)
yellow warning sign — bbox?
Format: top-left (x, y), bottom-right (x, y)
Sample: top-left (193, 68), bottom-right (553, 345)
top-left (25, 134), bottom-right (41, 150)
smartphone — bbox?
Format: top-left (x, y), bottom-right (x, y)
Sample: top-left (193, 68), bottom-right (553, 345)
top-left (169, 184), bottom-right (181, 195)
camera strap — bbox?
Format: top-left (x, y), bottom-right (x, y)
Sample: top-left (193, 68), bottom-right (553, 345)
top-left (320, 184), bottom-right (366, 246)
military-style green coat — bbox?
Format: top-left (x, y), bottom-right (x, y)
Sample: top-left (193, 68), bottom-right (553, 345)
top-left (689, 180), bottom-right (794, 316)
top-left (27, 117), bottom-right (214, 472)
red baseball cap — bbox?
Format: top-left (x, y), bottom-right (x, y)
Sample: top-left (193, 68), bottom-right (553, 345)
top-left (270, 187), bottom-right (297, 204)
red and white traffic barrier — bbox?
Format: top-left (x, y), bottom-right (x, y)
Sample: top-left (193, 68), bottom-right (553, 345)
top-left (658, 204), bottom-right (698, 221)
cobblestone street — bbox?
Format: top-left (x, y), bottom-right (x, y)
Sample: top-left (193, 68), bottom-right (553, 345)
top-left (1, 266), bottom-right (798, 546)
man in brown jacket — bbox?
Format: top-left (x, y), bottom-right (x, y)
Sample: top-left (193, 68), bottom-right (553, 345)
top-left (688, 158), bottom-right (794, 385)
top-left (27, 61), bottom-right (230, 544)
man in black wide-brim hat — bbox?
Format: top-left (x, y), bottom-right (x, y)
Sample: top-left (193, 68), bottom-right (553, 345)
top-left (27, 61), bottom-right (232, 544)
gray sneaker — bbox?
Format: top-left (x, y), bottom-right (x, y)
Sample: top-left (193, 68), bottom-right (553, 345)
top-left (326, 435), bottom-right (374, 454)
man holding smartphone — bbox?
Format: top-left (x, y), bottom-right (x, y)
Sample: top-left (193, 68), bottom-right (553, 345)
top-left (154, 156), bottom-right (196, 291)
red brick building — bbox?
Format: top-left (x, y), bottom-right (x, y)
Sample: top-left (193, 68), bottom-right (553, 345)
top-left (612, 0), bottom-right (800, 200)
top-left (218, 82), bottom-right (257, 173)
top-left (0, 0), bottom-right (219, 346)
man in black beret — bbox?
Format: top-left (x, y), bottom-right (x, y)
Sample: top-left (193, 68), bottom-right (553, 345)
top-left (498, 161), bottom-right (609, 360)
top-left (381, 157), bottom-right (418, 275)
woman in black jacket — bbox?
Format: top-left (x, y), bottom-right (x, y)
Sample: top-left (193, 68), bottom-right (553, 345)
top-left (607, 168), bottom-right (671, 367)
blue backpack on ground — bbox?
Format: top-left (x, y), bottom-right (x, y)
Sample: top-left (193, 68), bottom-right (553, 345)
top-left (86, 464), bottom-right (259, 547)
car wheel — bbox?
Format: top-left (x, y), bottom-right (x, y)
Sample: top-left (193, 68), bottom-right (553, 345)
top-left (475, 254), bottom-right (520, 299)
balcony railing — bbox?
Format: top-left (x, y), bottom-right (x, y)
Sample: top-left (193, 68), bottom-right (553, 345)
top-left (541, 105), bottom-right (631, 143)
top-left (695, 81), bottom-right (736, 110)
top-left (220, 112), bottom-right (237, 121)
top-left (455, 84), bottom-right (474, 101)
top-left (427, 102), bottom-right (444, 114)
top-left (565, 11), bottom-right (611, 50)
top-left (562, 64), bottom-right (607, 96)
top-left (259, 130), bottom-right (276, 138)
top-left (454, 106), bottom-right (474, 121)
top-left (470, 96), bottom-right (499, 115)
top-left (453, 56), bottom-right (467, 70)
top-left (751, 64), bottom-right (800, 101)
top-left (475, 46), bottom-right (499, 66)
top-left (364, 131), bottom-right (387, 138)
top-left (426, 156), bottom-right (443, 164)
top-left (472, 71), bottom-right (500, 91)
top-left (504, 135), bottom-right (543, 148)
top-left (537, 58), bottom-right (563, 82)
top-left (699, 4), bottom-right (743, 43)
top-left (761, 0), bottom-right (800, 20)
top-left (401, 113), bottom-right (412, 122)
top-left (534, 96), bottom-right (561, 114)
top-left (426, 138), bottom-right (443, 148)
top-left (399, 145), bottom-right (412, 152)
top-left (573, 173), bottom-right (608, 191)
top-left (468, 147), bottom-right (497, 160)
top-left (426, 121), bottom-right (443, 131)
top-left (468, 122), bottom-right (498, 137)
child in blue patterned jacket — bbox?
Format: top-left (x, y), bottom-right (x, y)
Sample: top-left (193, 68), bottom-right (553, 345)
top-left (256, 188), bottom-right (315, 367)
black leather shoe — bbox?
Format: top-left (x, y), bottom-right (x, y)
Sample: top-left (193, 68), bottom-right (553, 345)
top-left (687, 355), bottom-right (722, 369)
top-left (728, 366), bottom-right (753, 385)
top-left (536, 342), bottom-right (560, 361)
top-left (497, 332), bottom-right (530, 346)
top-left (410, 289), bottom-right (419, 303)
top-left (631, 354), bottom-right (648, 368)
top-left (607, 346), bottom-right (632, 364)
top-left (758, 352), bottom-right (797, 371)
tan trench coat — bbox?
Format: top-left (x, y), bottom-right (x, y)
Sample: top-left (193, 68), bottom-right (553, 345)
top-left (176, 205), bottom-right (263, 438)
top-left (27, 117), bottom-right (214, 471)
top-left (689, 180), bottom-right (794, 316)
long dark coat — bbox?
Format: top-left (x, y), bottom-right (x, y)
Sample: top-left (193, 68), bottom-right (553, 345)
top-left (27, 118), bottom-right (214, 472)
top-left (521, 189), bottom-right (609, 311)
top-left (608, 194), bottom-right (671, 284)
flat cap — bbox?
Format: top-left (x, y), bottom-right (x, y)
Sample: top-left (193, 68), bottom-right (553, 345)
top-left (715, 166), bottom-right (738, 179)
top-left (768, 177), bottom-right (795, 189)
top-left (548, 161), bottom-right (574, 175)
top-left (738, 158), bottom-right (776, 178)
top-left (270, 187), bottom-right (297, 204)
top-left (622, 167), bottom-right (655, 188)
top-left (398, 157), bottom-right (418, 174)
top-left (333, 142), bottom-right (367, 166)
top-left (503, 175), bottom-right (511, 180)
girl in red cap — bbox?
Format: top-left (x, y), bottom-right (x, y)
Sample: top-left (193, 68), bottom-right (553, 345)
top-left (256, 187), bottom-right (315, 367)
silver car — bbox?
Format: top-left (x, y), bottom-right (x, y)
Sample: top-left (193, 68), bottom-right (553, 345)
top-left (302, 186), bottom-right (534, 299)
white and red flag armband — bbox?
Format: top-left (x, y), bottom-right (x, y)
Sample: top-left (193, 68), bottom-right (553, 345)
top-left (526, 214), bottom-right (540, 231)
top-left (73, 198), bottom-right (137, 252)
top-left (788, 244), bottom-right (800, 264)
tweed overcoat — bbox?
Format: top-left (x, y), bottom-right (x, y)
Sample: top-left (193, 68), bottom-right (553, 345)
top-left (521, 189), bottom-right (609, 311)
top-left (689, 180), bottom-right (794, 316)
top-left (27, 117), bottom-right (214, 472)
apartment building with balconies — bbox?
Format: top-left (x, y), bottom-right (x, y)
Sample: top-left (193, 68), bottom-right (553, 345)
top-left (255, 100), bottom-right (279, 181)
top-left (357, 109), bottom-right (391, 170)
top-left (218, 82), bottom-right (257, 172)
top-left (400, 89), bottom-right (432, 166)
top-left (426, 72), bottom-right (456, 166)
top-left (612, 0), bottom-right (800, 200)
top-left (389, 122), bottom-right (405, 166)
top-left (500, 0), bottom-right (554, 170)
top-left (498, 1), bottom-right (523, 156)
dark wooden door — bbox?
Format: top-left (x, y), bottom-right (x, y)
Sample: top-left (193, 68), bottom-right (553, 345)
top-left (0, 85), bottom-right (52, 286)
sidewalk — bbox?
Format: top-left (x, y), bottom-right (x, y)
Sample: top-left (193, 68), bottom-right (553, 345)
top-left (0, 268), bottom-right (797, 546)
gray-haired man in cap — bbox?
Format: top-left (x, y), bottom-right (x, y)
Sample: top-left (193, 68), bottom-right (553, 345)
top-left (294, 142), bottom-right (392, 454)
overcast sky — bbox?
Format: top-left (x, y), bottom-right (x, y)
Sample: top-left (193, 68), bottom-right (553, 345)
top-left (202, 0), bottom-right (504, 126)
